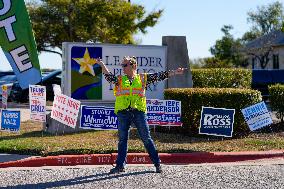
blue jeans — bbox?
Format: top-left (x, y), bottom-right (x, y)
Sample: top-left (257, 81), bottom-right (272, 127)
top-left (116, 109), bottom-right (160, 168)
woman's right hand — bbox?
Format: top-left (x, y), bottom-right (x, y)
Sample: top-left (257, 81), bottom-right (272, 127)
top-left (96, 58), bottom-right (110, 74)
top-left (96, 58), bottom-right (104, 66)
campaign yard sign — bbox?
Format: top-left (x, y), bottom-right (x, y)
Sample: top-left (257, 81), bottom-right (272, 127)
top-left (146, 99), bottom-right (182, 126)
top-left (199, 107), bottom-right (235, 137)
top-left (52, 84), bottom-right (62, 95)
top-left (29, 85), bottom-right (46, 122)
top-left (1, 110), bottom-right (20, 132)
top-left (51, 94), bottom-right (81, 128)
top-left (80, 106), bottom-right (118, 130)
top-left (241, 101), bottom-right (272, 131)
top-left (1, 85), bottom-right (8, 109)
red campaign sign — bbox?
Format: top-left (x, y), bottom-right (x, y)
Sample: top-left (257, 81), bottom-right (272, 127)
top-left (51, 94), bottom-right (81, 128)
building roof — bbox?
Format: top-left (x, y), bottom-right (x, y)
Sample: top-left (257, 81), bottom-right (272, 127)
top-left (246, 30), bottom-right (284, 49)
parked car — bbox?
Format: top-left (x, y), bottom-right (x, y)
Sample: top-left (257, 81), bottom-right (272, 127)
top-left (0, 71), bottom-right (14, 77)
top-left (10, 70), bottom-right (61, 102)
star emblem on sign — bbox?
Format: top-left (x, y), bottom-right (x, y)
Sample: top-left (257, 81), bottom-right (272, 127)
top-left (72, 48), bottom-right (98, 76)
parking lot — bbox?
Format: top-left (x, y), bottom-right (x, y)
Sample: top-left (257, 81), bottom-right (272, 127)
top-left (0, 70), bottom-right (61, 103)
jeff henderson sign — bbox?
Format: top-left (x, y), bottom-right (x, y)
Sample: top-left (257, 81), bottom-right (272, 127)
top-left (146, 99), bottom-right (182, 126)
top-left (199, 107), bottom-right (235, 137)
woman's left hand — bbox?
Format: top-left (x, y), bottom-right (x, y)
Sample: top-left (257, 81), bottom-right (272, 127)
top-left (175, 68), bottom-right (187, 75)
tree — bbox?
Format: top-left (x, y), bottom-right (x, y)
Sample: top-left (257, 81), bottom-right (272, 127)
top-left (242, 1), bottom-right (284, 42)
top-left (209, 25), bottom-right (245, 67)
top-left (26, 0), bottom-right (163, 56)
top-left (243, 1), bottom-right (284, 69)
top-left (245, 31), bottom-right (277, 69)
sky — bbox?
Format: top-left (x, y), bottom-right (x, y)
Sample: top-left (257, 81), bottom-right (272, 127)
top-left (0, 0), bottom-right (279, 71)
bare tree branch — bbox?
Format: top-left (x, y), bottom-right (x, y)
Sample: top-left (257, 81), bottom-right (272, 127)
top-left (40, 49), bottom-right (62, 57)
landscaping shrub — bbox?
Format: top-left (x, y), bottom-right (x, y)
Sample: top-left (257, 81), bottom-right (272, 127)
top-left (269, 84), bottom-right (284, 122)
top-left (191, 68), bottom-right (252, 88)
top-left (164, 88), bottom-right (262, 137)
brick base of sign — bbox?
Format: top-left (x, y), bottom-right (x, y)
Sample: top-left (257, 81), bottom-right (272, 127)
top-left (0, 151), bottom-right (283, 168)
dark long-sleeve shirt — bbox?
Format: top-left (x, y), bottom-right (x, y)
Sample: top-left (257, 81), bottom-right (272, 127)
top-left (104, 71), bottom-right (170, 87)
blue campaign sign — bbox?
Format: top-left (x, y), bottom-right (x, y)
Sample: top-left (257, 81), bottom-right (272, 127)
top-left (146, 99), bottom-right (182, 126)
top-left (199, 107), bottom-right (235, 137)
top-left (241, 101), bottom-right (272, 131)
top-left (104, 107), bottom-right (118, 129)
top-left (80, 106), bottom-right (118, 130)
top-left (147, 113), bottom-right (182, 126)
top-left (1, 110), bottom-right (21, 132)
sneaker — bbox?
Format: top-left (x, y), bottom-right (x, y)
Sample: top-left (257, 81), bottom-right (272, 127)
top-left (155, 165), bottom-right (162, 173)
top-left (109, 166), bottom-right (125, 174)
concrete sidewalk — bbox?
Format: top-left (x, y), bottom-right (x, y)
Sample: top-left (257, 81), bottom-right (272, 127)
top-left (0, 151), bottom-right (283, 168)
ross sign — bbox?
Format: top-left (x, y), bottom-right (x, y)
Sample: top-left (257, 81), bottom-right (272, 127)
top-left (1, 109), bottom-right (20, 132)
top-left (80, 106), bottom-right (118, 130)
top-left (29, 85), bottom-right (46, 122)
top-left (51, 94), bottom-right (81, 128)
top-left (146, 99), bottom-right (182, 126)
top-left (62, 43), bottom-right (167, 100)
top-left (241, 101), bottom-right (273, 131)
top-left (199, 107), bottom-right (235, 137)
top-left (0, 0), bottom-right (42, 89)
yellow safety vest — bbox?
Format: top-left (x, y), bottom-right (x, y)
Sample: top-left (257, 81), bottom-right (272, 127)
top-left (114, 74), bottom-right (147, 114)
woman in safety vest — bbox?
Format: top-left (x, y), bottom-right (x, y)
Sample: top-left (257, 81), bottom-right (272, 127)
top-left (97, 56), bottom-right (185, 174)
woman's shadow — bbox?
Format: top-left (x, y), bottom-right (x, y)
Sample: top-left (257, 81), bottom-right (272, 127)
top-left (7, 169), bottom-right (155, 189)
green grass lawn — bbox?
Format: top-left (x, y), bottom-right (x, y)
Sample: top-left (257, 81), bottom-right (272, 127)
top-left (0, 120), bottom-right (284, 156)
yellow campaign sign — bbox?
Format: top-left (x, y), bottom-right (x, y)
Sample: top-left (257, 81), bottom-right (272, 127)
top-left (2, 85), bottom-right (7, 91)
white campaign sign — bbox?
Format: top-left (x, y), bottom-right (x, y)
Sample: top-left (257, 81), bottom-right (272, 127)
top-left (1, 85), bottom-right (8, 109)
top-left (29, 85), bottom-right (46, 122)
top-left (52, 84), bottom-right (62, 95)
top-left (51, 93), bottom-right (81, 128)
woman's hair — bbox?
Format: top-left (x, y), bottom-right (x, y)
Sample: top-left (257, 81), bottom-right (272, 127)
top-left (123, 56), bottom-right (137, 65)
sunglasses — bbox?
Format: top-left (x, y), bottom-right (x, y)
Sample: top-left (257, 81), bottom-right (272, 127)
top-left (121, 63), bottom-right (134, 68)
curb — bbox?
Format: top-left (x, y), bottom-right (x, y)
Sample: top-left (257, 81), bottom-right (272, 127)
top-left (0, 151), bottom-right (283, 168)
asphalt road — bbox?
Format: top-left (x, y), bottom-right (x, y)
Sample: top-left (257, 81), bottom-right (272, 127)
top-left (0, 158), bottom-right (283, 189)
